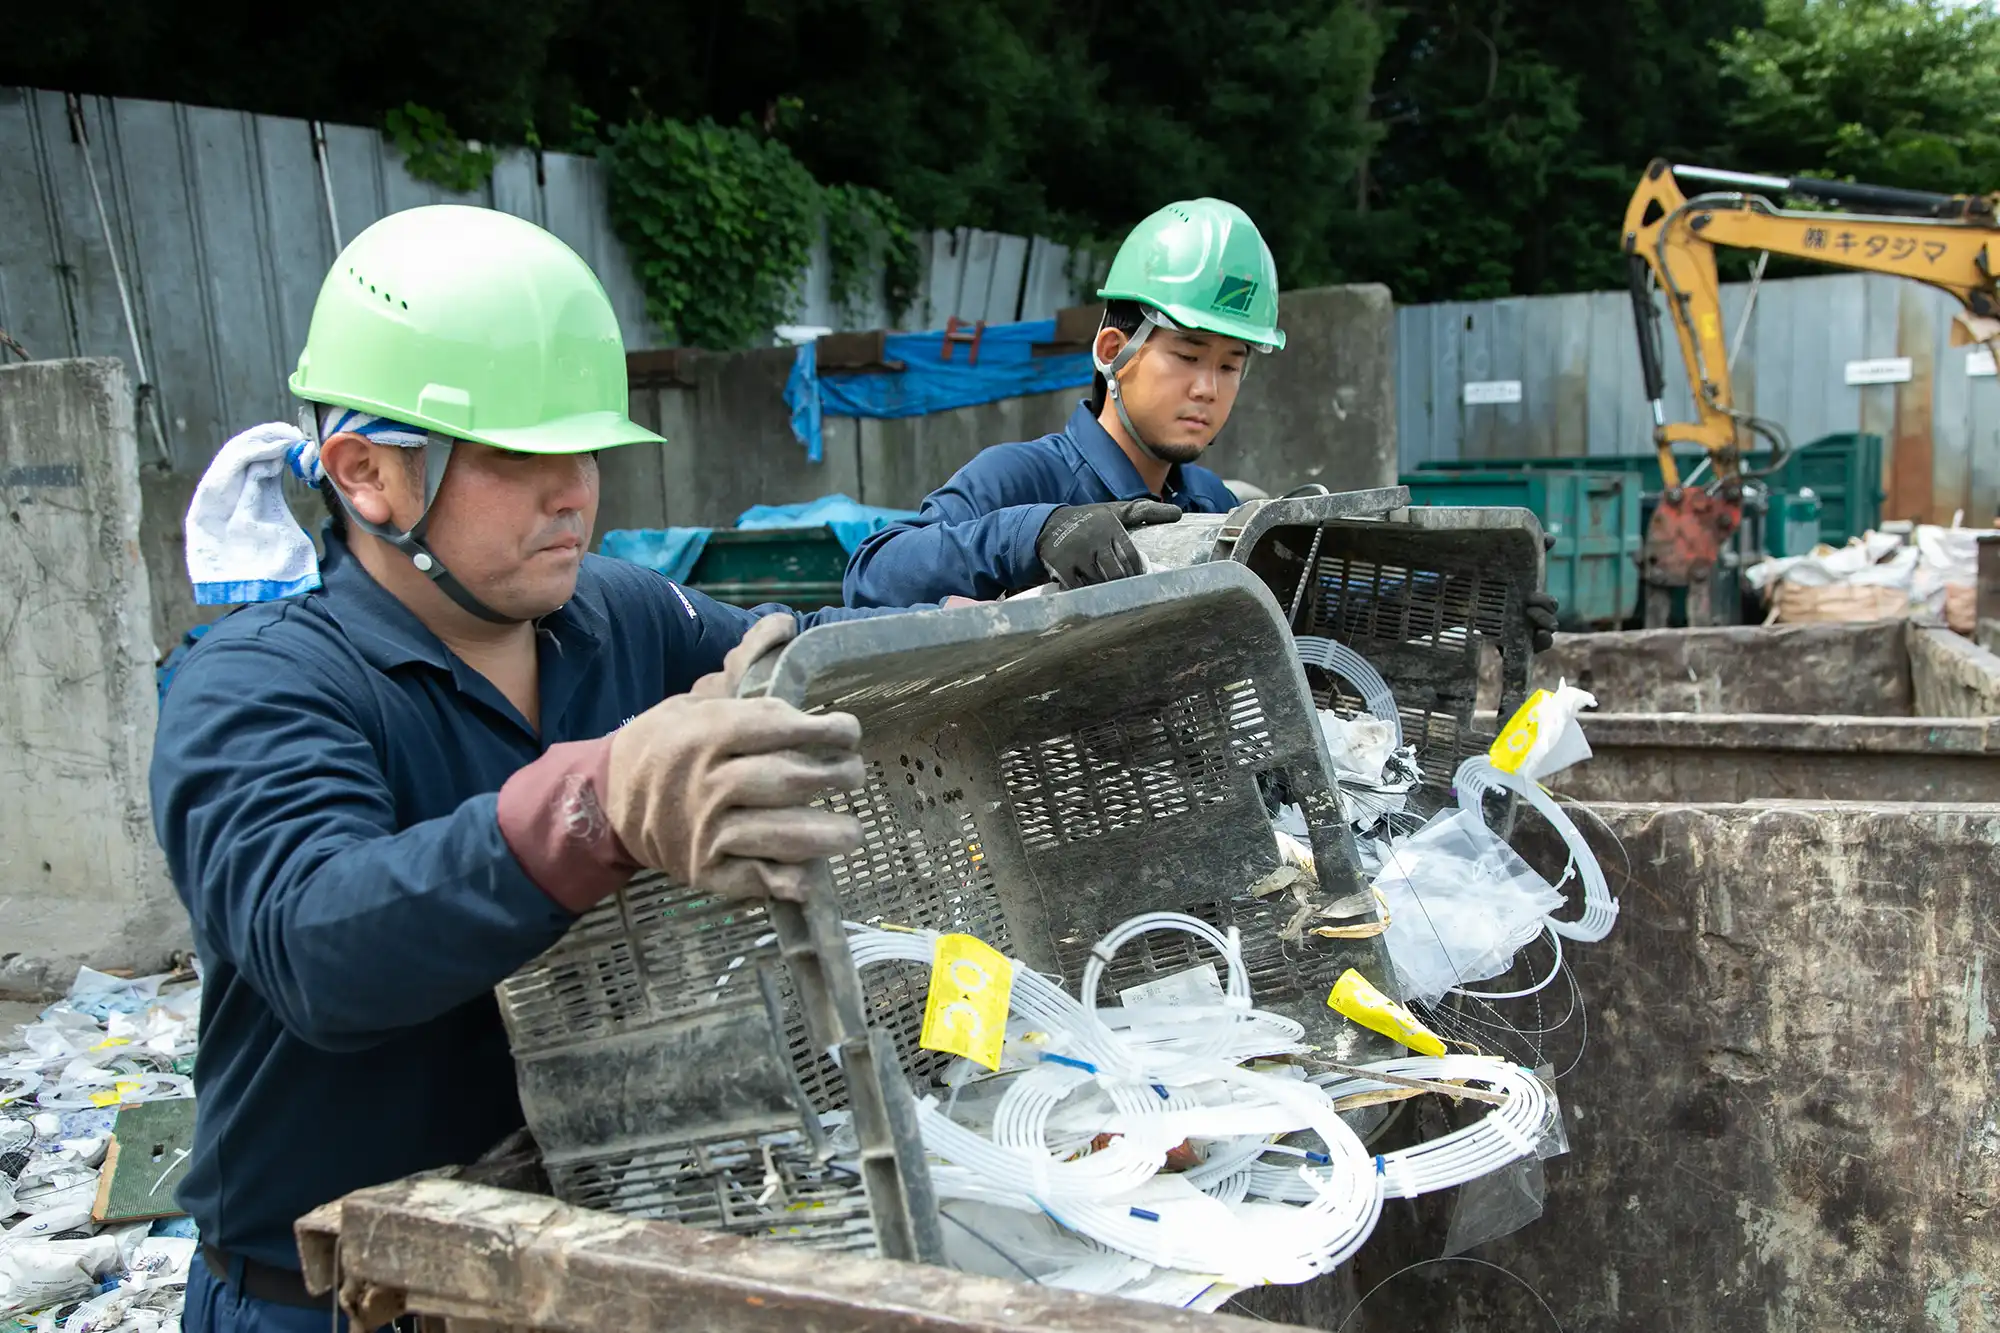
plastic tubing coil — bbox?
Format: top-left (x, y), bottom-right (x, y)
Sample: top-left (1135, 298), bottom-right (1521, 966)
top-left (1294, 635), bottom-right (1403, 745)
top-left (1453, 755), bottom-right (1618, 942)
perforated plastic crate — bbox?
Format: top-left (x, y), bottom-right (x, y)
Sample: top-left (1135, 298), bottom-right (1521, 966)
top-left (1131, 488), bottom-right (1546, 796)
top-left (497, 562), bottom-right (1397, 1262)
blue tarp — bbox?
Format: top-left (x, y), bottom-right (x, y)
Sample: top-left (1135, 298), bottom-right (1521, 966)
top-left (599, 494), bottom-right (921, 582)
top-left (734, 494), bottom-right (919, 552)
top-left (599, 527), bottom-right (711, 582)
top-left (785, 318), bottom-right (1094, 461)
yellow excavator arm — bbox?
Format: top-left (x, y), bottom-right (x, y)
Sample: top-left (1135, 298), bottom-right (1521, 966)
top-left (1622, 158), bottom-right (2000, 488)
top-left (1619, 159), bottom-right (2000, 625)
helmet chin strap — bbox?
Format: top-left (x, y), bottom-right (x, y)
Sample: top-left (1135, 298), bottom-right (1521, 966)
top-left (326, 429), bottom-right (522, 625)
top-left (1095, 311), bottom-right (1177, 465)
top-left (1095, 308), bottom-right (1255, 466)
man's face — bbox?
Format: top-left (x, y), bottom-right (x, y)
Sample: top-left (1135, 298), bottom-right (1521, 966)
top-left (329, 437), bottom-right (594, 621)
top-left (419, 443), bottom-right (599, 619)
top-left (1105, 326), bottom-right (1250, 465)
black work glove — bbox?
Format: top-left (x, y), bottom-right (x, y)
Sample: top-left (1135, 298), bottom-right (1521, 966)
top-left (1528, 531), bottom-right (1558, 652)
top-left (1036, 500), bottom-right (1183, 589)
top-left (1526, 593), bottom-right (1559, 652)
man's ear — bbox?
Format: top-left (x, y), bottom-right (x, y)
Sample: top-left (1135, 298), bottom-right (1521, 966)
top-left (317, 432), bottom-right (403, 527)
top-left (1093, 325), bottom-right (1130, 369)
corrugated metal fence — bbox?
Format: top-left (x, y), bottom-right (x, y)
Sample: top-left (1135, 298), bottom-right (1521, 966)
top-left (0, 86), bottom-right (1093, 472)
top-left (1396, 273), bottom-right (2000, 524)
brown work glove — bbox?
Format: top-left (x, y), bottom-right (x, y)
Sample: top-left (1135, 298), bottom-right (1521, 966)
top-left (606, 615), bottom-right (865, 901)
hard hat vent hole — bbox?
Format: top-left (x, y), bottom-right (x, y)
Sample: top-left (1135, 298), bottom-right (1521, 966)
top-left (400, 300), bottom-right (408, 310)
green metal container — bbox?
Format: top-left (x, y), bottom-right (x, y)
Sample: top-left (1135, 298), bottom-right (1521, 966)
top-left (1750, 434), bottom-right (1881, 548)
top-left (1766, 489), bottom-right (1824, 559)
top-left (1400, 470), bottom-right (1642, 629)
top-left (1414, 433), bottom-right (1884, 548)
top-left (686, 527), bottom-right (848, 611)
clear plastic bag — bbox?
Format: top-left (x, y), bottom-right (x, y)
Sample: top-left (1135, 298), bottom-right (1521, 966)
top-left (1443, 1155), bottom-right (1546, 1256)
top-left (1371, 809), bottom-right (1567, 1006)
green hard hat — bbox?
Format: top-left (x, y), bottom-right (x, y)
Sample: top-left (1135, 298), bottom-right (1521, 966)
top-left (289, 205), bottom-right (663, 453)
top-left (1097, 198), bottom-right (1285, 351)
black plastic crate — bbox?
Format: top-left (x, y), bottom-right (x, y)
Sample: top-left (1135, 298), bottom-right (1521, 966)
top-left (497, 562), bottom-right (1396, 1261)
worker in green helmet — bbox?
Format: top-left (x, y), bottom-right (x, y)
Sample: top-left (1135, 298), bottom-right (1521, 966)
top-left (153, 205), bottom-right (935, 1332)
top-left (845, 198), bottom-right (1271, 608)
top-left (844, 198), bottom-right (1560, 648)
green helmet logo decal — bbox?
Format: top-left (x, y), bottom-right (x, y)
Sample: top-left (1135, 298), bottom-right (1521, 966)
top-left (1212, 274), bottom-right (1259, 315)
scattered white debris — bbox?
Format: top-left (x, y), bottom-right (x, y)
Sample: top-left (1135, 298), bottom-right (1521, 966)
top-left (1, 968), bottom-right (201, 1331)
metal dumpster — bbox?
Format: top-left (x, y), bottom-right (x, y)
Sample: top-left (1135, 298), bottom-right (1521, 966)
top-left (689, 527), bottom-right (849, 611)
top-left (1507, 620), bottom-right (2000, 802)
top-left (1400, 469), bottom-right (1641, 629)
top-left (1413, 431), bottom-right (1883, 550)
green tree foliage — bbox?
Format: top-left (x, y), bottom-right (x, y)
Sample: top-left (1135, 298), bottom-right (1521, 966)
top-left (11, 0), bottom-right (2000, 315)
top-left (1345, 0), bottom-right (1763, 300)
top-left (599, 117), bottom-right (822, 351)
top-left (1714, 0), bottom-right (2000, 192)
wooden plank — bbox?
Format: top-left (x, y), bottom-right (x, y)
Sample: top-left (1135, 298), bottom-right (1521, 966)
top-left (180, 102), bottom-right (295, 460)
top-left (29, 93), bottom-right (135, 378)
top-left (299, 1177), bottom-right (1316, 1333)
top-left (1483, 297), bottom-right (1528, 457)
top-left (1547, 292), bottom-right (1590, 457)
top-left (1852, 276), bottom-right (1897, 461)
top-left (99, 95), bottom-right (220, 470)
top-left (1392, 305), bottom-right (1428, 467)
top-left (252, 110), bottom-right (338, 415)
top-left (322, 119), bottom-right (390, 244)
top-left (0, 89), bottom-right (82, 359)
top-left (1434, 303), bottom-right (1463, 462)
top-left (1926, 290), bottom-right (1980, 522)
top-left (1583, 289), bottom-right (1635, 458)
top-left (985, 232), bottom-right (1029, 323)
top-left (922, 229), bottom-right (963, 330)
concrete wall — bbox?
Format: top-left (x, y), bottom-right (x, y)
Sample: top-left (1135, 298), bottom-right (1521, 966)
top-left (1354, 801), bottom-right (1998, 1332)
top-left (594, 284), bottom-right (1398, 536)
top-left (1511, 622), bottom-right (1915, 715)
top-left (1553, 715), bottom-right (2000, 803)
top-left (0, 358), bottom-right (188, 998)
top-left (1909, 626), bottom-right (2000, 718)
top-left (1222, 284), bottom-right (1397, 496)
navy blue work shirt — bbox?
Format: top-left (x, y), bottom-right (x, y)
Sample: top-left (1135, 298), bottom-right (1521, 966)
top-left (149, 533), bottom-right (897, 1270)
top-left (843, 400), bottom-right (1241, 607)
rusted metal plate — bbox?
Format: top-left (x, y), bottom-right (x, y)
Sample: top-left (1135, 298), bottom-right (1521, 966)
top-left (298, 1179), bottom-right (1317, 1333)
top-left (1890, 283), bottom-right (1938, 521)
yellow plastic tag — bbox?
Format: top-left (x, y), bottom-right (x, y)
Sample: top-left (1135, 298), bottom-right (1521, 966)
top-left (89, 1078), bottom-right (146, 1108)
top-left (919, 934), bottom-right (1013, 1071)
top-left (1328, 968), bottom-right (1446, 1057)
top-left (1488, 688), bottom-right (1553, 774)
top-left (88, 1037), bottom-right (131, 1052)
